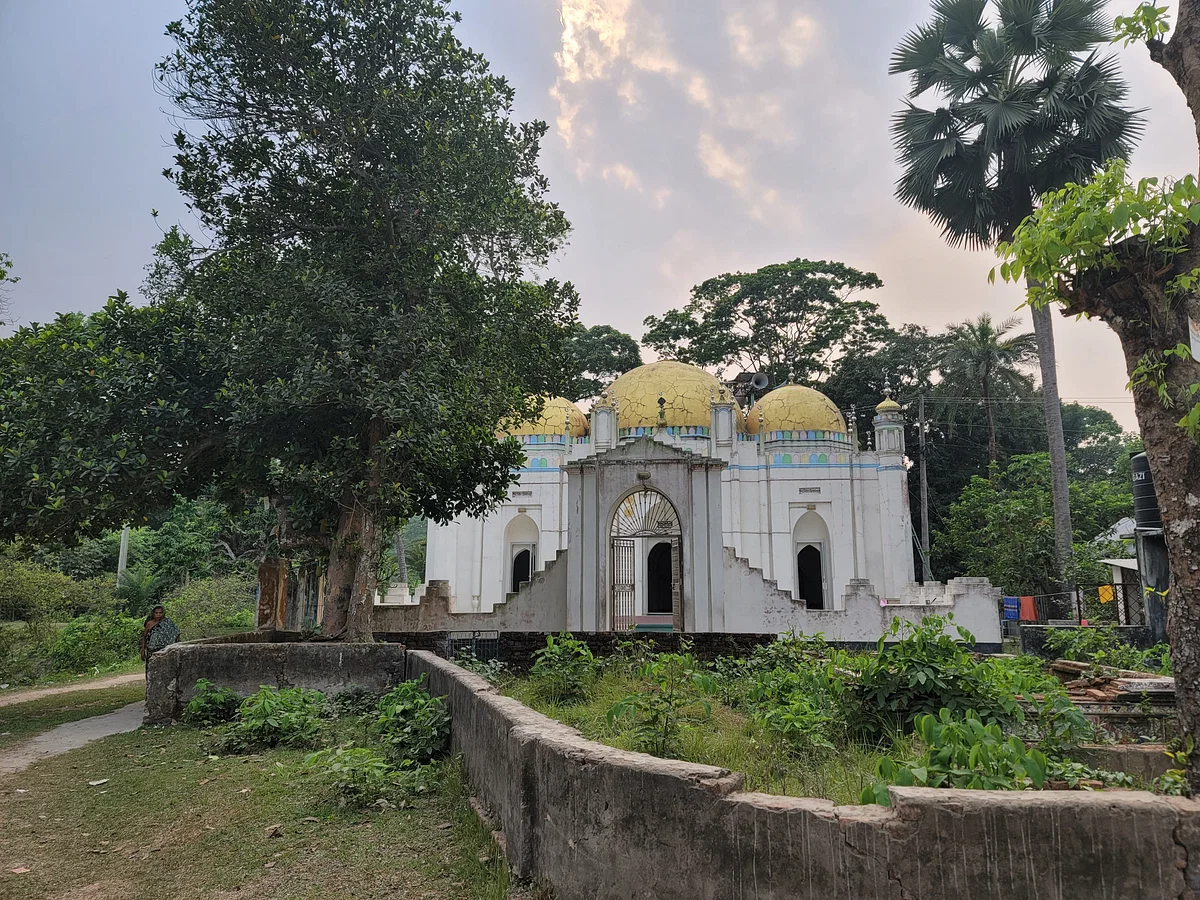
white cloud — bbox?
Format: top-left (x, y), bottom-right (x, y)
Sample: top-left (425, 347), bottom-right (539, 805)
top-left (602, 162), bottom-right (643, 192)
top-left (653, 188), bottom-right (672, 210)
top-left (698, 133), bottom-right (749, 193)
top-left (725, 3), bottom-right (819, 69)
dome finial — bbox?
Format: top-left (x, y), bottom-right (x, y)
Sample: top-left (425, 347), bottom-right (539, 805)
top-left (875, 378), bottom-right (902, 413)
top-left (787, 369), bottom-right (795, 385)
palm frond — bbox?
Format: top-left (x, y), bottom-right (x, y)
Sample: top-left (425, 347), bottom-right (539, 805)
top-left (933, 0), bottom-right (990, 52)
top-left (997, 0), bottom-right (1043, 56)
top-left (1040, 0), bottom-right (1111, 53)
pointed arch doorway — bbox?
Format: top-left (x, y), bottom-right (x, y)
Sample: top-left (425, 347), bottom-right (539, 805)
top-left (610, 488), bottom-right (682, 632)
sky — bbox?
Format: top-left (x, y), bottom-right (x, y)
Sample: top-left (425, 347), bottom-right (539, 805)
top-left (2, 1), bottom-right (1197, 430)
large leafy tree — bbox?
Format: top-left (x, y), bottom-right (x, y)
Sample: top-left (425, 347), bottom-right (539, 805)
top-left (148, 0), bottom-right (579, 639)
top-left (936, 314), bottom-right (1038, 463)
top-left (933, 452), bottom-right (1132, 596)
top-left (0, 252), bottom-right (17, 325)
top-left (641, 259), bottom-right (885, 388)
top-left (891, 0), bottom-right (1144, 593)
top-left (564, 324), bottom-right (643, 402)
top-left (994, 3), bottom-right (1200, 788)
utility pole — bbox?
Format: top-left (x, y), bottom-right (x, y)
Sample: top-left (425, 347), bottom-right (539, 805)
top-left (918, 396), bottom-right (932, 583)
top-left (116, 525), bottom-right (131, 587)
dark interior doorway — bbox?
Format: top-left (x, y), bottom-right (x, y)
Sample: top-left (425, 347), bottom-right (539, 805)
top-left (797, 545), bottom-right (824, 610)
top-left (511, 549), bottom-right (531, 594)
top-left (647, 542), bottom-right (674, 614)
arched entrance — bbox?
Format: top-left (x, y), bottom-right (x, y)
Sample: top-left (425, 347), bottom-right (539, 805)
top-left (511, 548), bottom-right (532, 594)
top-left (796, 545), bottom-right (824, 609)
top-left (646, 542), bottom-right (673, 614)
top-left (610, 488), bottom-right (682, 631)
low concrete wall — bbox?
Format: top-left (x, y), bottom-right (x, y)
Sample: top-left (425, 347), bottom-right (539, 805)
top-left (408, 650), bottom-right (1200, 900)
top-left (144, 640), bottom-right (407, 724)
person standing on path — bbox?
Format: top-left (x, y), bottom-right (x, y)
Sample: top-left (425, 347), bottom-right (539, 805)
top-left (140, 605), bottom-right (180, 671)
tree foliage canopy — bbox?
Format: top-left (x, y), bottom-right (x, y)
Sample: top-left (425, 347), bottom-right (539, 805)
top-left (641, 258), bottom-right (885, 388)
top-left (563, 323), bottom-right (642, 402)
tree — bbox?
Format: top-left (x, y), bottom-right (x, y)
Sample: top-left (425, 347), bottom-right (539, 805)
top-left (564, 324), bottom-right (642, 402)
top-left (155, 0), bottom-right (578, 639)
top-left (933, 453), bottom-right (1133, 596)
top-left (891, 0), bottom-right (1144, 594)
top-left (0, 252), bottom-right (16, 325)
top-left (641, 259), bottom-right (885, 388)
top-left (998, 151), bottom-right (1200, 785)
top-left (936, 314), bottom-right (1038, 463)
top-left (0, 294), bottom-right (232, 543)
top-left (823, 322), bottom-right (938, 418)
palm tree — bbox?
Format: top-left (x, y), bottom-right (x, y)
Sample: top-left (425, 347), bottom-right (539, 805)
top-left (890, 0), bottom-right (1144, 590)
top-left (937, 314), bottom-right (1038, 463)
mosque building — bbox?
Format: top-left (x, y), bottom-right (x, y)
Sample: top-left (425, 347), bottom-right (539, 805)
top-left (392, 360), bottom-right (1000, 645)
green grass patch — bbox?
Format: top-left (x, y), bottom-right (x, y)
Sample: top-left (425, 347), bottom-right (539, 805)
top-left (0, 724), bottom-right (518, 900)
top-left (506, 670), bottom-right (904, 805)
top-left (0, 683), bottom-right (147, 750)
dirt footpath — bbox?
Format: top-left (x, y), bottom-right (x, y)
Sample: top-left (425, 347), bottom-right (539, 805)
top-left (0, 672), bottom-right (144, 708)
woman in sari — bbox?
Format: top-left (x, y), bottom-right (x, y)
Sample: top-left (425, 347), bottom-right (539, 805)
top-left (140, 605), bottom-right (180, 670)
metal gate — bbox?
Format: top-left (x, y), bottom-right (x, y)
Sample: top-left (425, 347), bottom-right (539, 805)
top-left (448, 630), bottom-right (500, 662)
top-left (611, 538), bottom-right (636, 631)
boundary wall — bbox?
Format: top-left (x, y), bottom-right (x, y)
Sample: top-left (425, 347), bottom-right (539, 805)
top-left (407, 650), bottom-right (1200, 900)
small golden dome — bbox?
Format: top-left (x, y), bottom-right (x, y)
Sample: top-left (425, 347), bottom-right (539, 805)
top-left (745, 384), bottom-right (847, 437)
top-left (608, 360), bottom-right (724, 430)
top-left (875, 396), bottom-right (902, 413)
top-left (503, 396), bottom-right (589, 437)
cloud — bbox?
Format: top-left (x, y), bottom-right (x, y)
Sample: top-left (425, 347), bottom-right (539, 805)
top-left (725, 2), bottom-right (819, 69)
top-left (698, 133), bottom-right (749, 193)
top-left (602, 162), bottom-right (643, 192)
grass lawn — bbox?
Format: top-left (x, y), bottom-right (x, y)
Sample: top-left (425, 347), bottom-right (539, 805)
top-left (505, 671), bottom-right (906, 805)
top-left (0, 684), bottom-right (147, 751)
top-left (0, 724), bottom-right (532, 900)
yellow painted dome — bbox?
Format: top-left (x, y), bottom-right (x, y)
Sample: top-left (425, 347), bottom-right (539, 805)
top-left (745, 384), bottom-right (848, 438)
top-left (608, 360), bottom-right (726, 431)
top-left (503, 396), bottom-right (589, 437)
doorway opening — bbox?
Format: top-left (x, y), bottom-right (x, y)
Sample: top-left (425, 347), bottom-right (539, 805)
top-left (797, 544), bottom-right (824, 610)
top-left (511, 548), bottom-right (532, 594)
top-left (647, 542), bottom-right (674, 614)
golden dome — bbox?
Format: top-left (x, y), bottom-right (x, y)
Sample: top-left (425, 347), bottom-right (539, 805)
top-left (745, 384), bottom-right (848, 438)
top-left (876, 396), bottom-right (902, 413)
top-left (503, 396), bottom-right (589, 437)
top-left (608, 360), bottom-right (724, 431)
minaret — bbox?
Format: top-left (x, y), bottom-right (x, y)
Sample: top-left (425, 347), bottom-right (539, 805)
top-left (592, 390), bottom-right (615, 451)
top-left (709, 384), bottom-right (736, 457)
top-left (872, 382), bottom-right (914, 595)
top-left (873, 382), bottom-right (905, 456)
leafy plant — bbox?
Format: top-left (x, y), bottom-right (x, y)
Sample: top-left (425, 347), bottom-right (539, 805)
top-left (164, 575), bottom-right (256, 639)
top-left (328, 685), bottom-right (382, 718)
top-left (220, 686), bottom-right (325, 751)
top-left (862, 710), bottom-right (1050, 805)
top-left (182, 678), bottom-right (240, 726)
top-left (607, 649), bottom-right (718, 757)
top-left (853, 615), bottom-right (1003, 737)
top-left (452, 651), bottom-right (511, 686)
top-left (47, 613), bottom-right (142, 673)
top-left (373, 678), bottom-right (450, 766)
top-left (1044, 626), bottom-right (1172, 675)
top-left (529, 632), bottom-right (597, 704)
top-left (304, 745), bottom-right (394, 806)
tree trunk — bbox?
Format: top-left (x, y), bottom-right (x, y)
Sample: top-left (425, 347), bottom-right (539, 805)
top-left (982, 378), bottom-right (998, 464)
top-left (1029, 296), bottom-right (1074, 593)
top-left (320, 494), bottom-right (379, 642)
top-left (395, 528), bottom-right (409, 588)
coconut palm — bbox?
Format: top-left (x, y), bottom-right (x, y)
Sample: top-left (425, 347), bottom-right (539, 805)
top-left (937, 314), bottom-right (1039, 463)
top-left (890, 0), bottom-right (1144, 589)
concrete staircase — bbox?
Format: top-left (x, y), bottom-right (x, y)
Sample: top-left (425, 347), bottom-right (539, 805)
top-left (722, 547), bottom-right (802, 608)
top-left (500, 547), bottom-right (569, 608)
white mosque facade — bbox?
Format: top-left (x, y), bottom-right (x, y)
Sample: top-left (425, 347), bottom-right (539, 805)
top-left (387, 362), bottom-right (1001, 645)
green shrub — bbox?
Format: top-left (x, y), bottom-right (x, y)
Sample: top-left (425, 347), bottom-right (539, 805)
top-left (220, 686), bottom-right (325, 751)
top-left (182, 678), bottom-right (241, 726)
top-left (0, 560), bottom-right (116, 622)
top-left (164, 575), bottom-right (256, 638)
top-left (0, 621), bottom-right (58, 685)
top-left (852, 615), bottom-right (1005, 737)
top-left (862, 710), bottom-right (1050, 804)
top-left (47, 613), bottom-right (141, 672)
top-left (607, 649), bottom-right (717, 757)
top-left (529, 632), bottom-right (597, 704)
top-left (452, 651), bottom-right (510, 686)
top-left (1044, 626), bottom-right (1171, 675)
top-left (304, 745), bottom-right (395, 806)
top-left (373, 678), bottom-right (450, 766)
top-left (328, 685), bottom-right (381, 718)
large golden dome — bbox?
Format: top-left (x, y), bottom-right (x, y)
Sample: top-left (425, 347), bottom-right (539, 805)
top-left (503, 396), bottom-right (589, 437)
top-left (608, 360), bottom-right (726, 431)
top-left (745, 384), bottom-right (848, 439)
